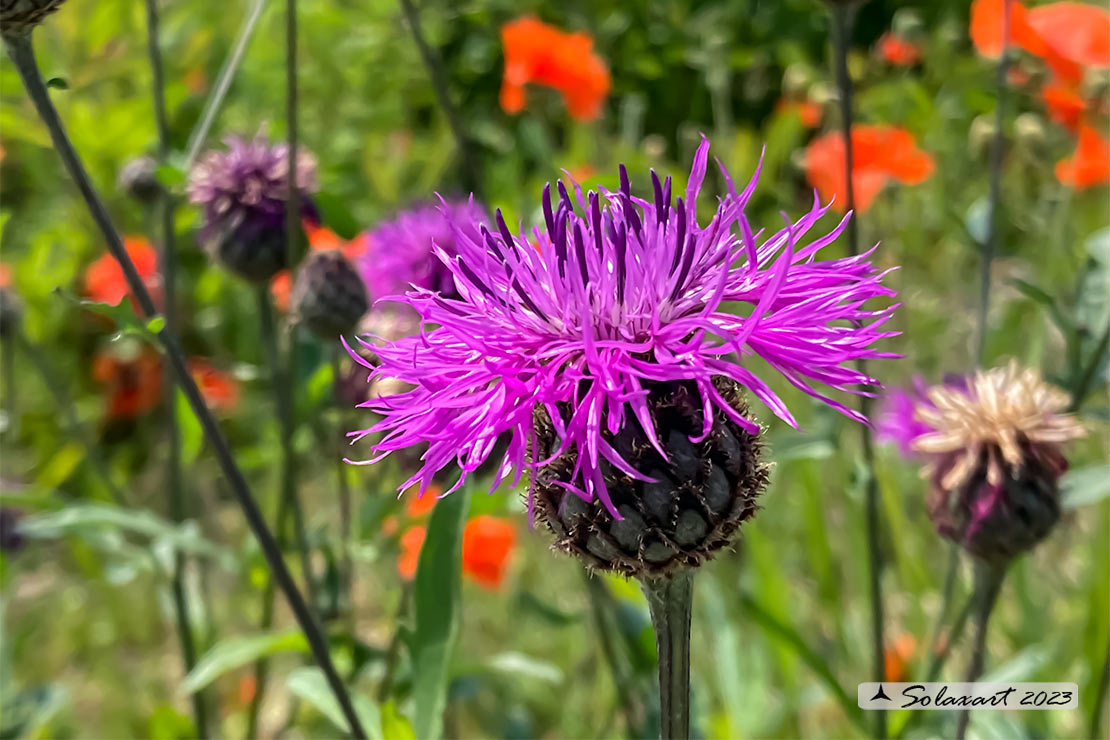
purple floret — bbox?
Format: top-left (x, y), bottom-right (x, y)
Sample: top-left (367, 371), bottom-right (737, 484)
top-left (348, 137), bottom-right (899, 516)
top-left (187, 134), bottom-right (318, 239)
top-left (358, 200), bottom-right (488, 303)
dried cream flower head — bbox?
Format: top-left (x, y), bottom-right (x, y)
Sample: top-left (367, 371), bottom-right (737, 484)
top-left (912, 362), bottom-right (1086, 492)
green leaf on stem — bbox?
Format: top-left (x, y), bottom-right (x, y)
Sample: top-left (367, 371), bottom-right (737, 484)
top-left (286, 666), bottom-right (383, 739)
top-left (409, 485), bottom-right (470, 740)
top-left (184, 630), bottom-right (309, 693)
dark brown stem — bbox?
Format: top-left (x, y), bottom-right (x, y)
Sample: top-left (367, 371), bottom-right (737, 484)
top-left (3, 33), bottom-right (366, 740)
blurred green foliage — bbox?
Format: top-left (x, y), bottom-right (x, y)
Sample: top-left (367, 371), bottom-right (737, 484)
top-left (1, 0), bottom-right (1108, 738)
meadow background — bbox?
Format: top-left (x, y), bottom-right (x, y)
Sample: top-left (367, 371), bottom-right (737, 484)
top-left (1, 0), bottom-right (1108, 738)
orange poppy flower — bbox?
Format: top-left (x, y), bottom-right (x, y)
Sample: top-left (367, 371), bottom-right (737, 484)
top-left (92, 347), bottom-right (163, 420)
top-left (270, 270), bottom-right (293, 312)
top-left (877, 32), bottom-right (922, 66)
top-left (884, 634), bottom-right (917, 682)
top-left (775, 98), bottom-right (823, 129)
top-left (804, 125), bottom-right (935, 212)
top-left (189, 358), bottom-right (240, 412)
top-left (0, 263), bottom-right (11, 288)
top-left (405, 483), bottom-right (441, 519)
top-left (1041, 81), bottom-right (1087, 132)
top-left (971, 0), bottom-right (1108, 83)
top-left (500, 17), bottom-right (610, 122)
top-left (1056, 122), bottom-right (1110, 188)
top-left (397, 525), bottom-right (426, 581)
top-left (84, 236), bottom-right (163, 310)
top-left (1027, 2), bottom-right (1110, 71)
top-left (461, 515), bottom-right (516, 590)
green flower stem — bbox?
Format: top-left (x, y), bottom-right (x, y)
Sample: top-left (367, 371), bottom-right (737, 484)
top-left (397, 0), bottom-right (482, 198)
top-left (143, 0), bottom-right (209, 734)
top-left (2, 331), bottom-right (16, 439)
top-left (1069, 318), bottom-right (1110, 412)
top-left (830, 6), bottom-right (886, 737)
top-left (977, 0), bottom-right (1012, 366)
top-left (332, 346), bottom-right (354, 615)
top-left (955, 561), bottom-right (1007, 740)
top-left (1091, 635), bottom-right (1110, 739)
top-left (3, 32), bottom-right (367, 740)
top-left (642, 571), bottom-right (694, 740)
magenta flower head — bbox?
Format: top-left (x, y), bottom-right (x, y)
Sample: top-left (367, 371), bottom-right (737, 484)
top-left (876, 375), bottom-right (968, 459)
top-left (359, 200), bottom-right (488, 307)
top-left (912, 362), bottom-right (1086, 563)
top-left (349, 137), bottom-right (898, 575)
top-left (187, 134), bottom-right (319, 282)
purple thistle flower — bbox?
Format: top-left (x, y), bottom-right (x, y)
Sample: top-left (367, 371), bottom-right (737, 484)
top-left (875, 378), bottom-right (934, 459)
top-left (187, 135), bottom-right (319, 281)
top-left (348, 137), bottom-right (899, 520)
top-left (358, 200), bottom-right (488, 303)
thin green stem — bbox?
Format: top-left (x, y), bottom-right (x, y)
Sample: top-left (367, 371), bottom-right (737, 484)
top-left (257, 289), bottom-right (316, 603)
top-left (831, 7), bottom-right (885, 737)
top-left (1092, 634), bottom-right (1110, 739)
top-left (3, 33), bottom-right (366, 740)
top-left (2, 332), bottom-right (16, 439)
top-left (641, 571), bottom-right (694, 740)
top-left (976, 0), bottom-right (1012, 366)
top-left (143, 1), bottom-right (209, 734)
top-left (376, 584), bottom-right (412, 702)
top-left (183, 0), bottom-right (268, 169)
top-left (1069, 318), bottom-right (1110, 412)
top-left (955, 561), bottom-right (1007, 740)
top-left (332, 347), bottom-right (353, 615)
top-left (397, 0), bottom-right (481, 198)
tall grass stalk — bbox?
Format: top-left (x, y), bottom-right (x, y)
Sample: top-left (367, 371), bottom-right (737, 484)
top-left (2, 31), bottom-right (367, 740)
top-left (829, 6), bottom-right (885, 736)
top-left (142, 0), bottom-right (209, 733)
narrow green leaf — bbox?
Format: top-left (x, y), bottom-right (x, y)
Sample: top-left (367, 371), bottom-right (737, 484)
top-left (1062, 464), bottom-right (1110, 510)
top-left (175, 390), bottom-right (204, 463)
top-left (410, 485), bottom-right (471, 740)
top-left (285, 666), bottom-right (382, 739)
top-left (381, 701), bottom-right (415, 740)
top-left (146, 316), bottom-right (166, 333)
top-left (19, 503), bottom-right (231, 563)
top-left (184, 630), bottom-right (309, 693)
top-left (739, 593), bottom-right (866, 731)
top-left (485, 652), bottom-right (564, 684)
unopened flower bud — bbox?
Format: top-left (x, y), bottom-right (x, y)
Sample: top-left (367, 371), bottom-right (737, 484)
top-left (1014, 113), bottom-right (1046, 152)
top-left (0, 285), bottom-right (22, 337)
top-left (968, 115), bottom-right (997, 160)
top-left (118, 156), bottom-right (164, 205)
top-left (290, 250), bottom-right (369, 339)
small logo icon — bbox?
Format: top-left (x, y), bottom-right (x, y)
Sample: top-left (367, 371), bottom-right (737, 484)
top-left (870, 685), bottom-right (893, 703)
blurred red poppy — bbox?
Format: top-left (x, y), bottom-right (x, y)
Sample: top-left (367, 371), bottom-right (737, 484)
top-left (397, 525), bottom-right (426, 581)
top-left (884, 634), bottom-right (917, 682)
top-left (1056, 123), bottom-right (1110, 188)
top-left (404, 483), bottom-right (440, 519)
top-left (93, 347), bottom-right (163, 420)
top-left (462, 516), bottom-right (516, 590)
top-left (804, 125), bottom-right (935, 212)
top-left (85, 236), bottom-right (162, 310)
top-left (0, 263), bottom-right (11, 288)
top-left (971, 0), bottom-right (1108, 83)
top-left (189, 358), bottom-right (240, 412)
top-left (775, 98), bottom-right (823, 129)
top-left (500, 17), bottom-right (610, 122)
top-left (877, 32), bottom-right (922, 66)
top-left (1041, 81), bottom-right (1087, 132)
